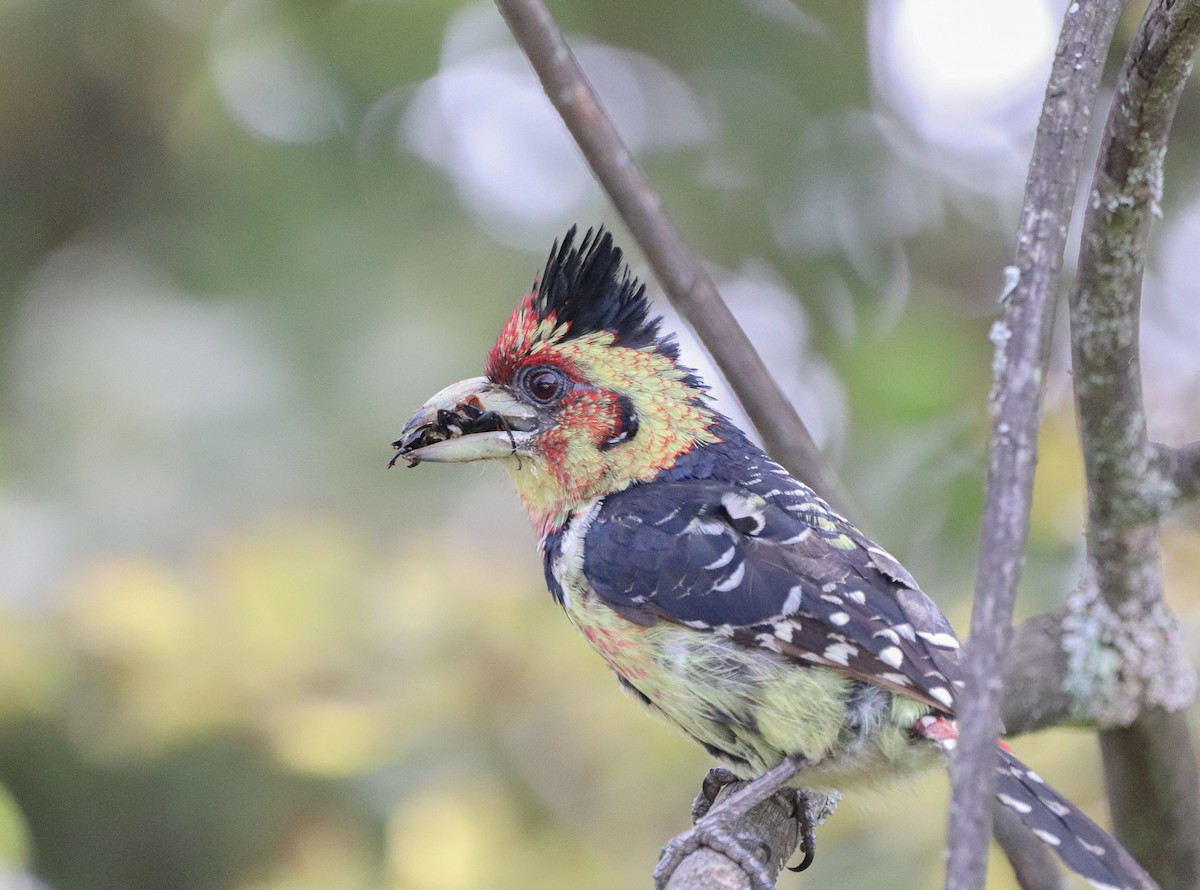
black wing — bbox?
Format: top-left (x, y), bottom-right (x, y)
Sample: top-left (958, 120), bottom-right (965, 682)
top-left (583, 479), bottom-right (965, 713)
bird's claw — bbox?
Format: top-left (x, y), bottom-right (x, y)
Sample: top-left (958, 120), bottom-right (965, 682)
top-left (654, 811), bottom-right (775, 890)
top-left (691, 767), bottom-right (740, 820)
top-left (659, 773), bottom-right (820, 886)
top-left (784, 789), bottom-right (816, 872)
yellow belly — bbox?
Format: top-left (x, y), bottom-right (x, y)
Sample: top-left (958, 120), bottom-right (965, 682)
top-left (562, 589), bottom-right (941, 787)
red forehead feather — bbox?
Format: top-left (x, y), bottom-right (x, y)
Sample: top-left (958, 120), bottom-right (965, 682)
top-left (486, 290), bottom-right (565, 383)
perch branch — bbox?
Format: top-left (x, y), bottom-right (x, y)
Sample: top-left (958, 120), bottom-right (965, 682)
top-left (944, 3), bottom-right (1128, 889)
top-left (659, 784), bottom-right (802, 890)
top-left (493, 0), bottom-right (848, 509)
top-left (1068, 0), bottom-right (1200, 885)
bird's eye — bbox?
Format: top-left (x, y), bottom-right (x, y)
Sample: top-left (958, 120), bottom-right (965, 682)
top-left (523, 367), bottom-right (567, 404)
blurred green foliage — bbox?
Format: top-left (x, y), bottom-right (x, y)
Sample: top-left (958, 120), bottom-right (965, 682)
top-left (2, 0), bottom-right (1198, 888)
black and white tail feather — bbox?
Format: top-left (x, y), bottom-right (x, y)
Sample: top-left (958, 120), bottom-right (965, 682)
top-left (995, 745), bottom-right (1150, 889)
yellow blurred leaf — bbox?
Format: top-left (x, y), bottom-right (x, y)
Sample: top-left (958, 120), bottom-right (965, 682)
top-left (0, 613), bottom-right (67, 717)
top-left (63, 557), bottom-right (198, 663)
top-left (265, 695), bottom-right (397, 777)
top-left (238, 815), bottom-right (376, 890)
top-left (0, 782), bottom-right (31, 869)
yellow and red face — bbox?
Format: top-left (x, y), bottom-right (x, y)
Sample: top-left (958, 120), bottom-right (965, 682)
top-left (393, 228), bottom-right (718, 528)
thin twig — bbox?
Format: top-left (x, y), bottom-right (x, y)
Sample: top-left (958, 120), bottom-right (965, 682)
top-left (1069, 1), bottom-right (1200, 885)
top-left (944, 3), bottom-right (1127, 889)
top-left (493, 0), bottom-right (849, 510)
top-left (1152, 440), bottom-right (1200, 503)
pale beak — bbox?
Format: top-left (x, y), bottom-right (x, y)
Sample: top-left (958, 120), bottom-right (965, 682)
top-left (391, 376), bottom-right (541, 467)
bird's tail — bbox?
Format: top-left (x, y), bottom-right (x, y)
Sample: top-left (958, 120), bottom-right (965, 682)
top-left (994, 743), bottom-right (1155, 889)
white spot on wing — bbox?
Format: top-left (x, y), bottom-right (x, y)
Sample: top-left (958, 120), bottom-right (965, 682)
top-left (652, 507), bottom-right (681, 526)
top-left (874, 628), bottom-right (901, 645)
top-left (879, 671), bottom-right (911, 686)
top-left (689, 518), bottom-right (727, 536)
top-left (917, 631), bottom-right (961, 650)
top-left (823, 641), bottom-right (858, 665)
top-left (1041, 799), bottom-right (1070, 817)
top-left (712, 561), bottom-right (746, 592)
top-left (774, 622), bottom-right (794, 643)
top-left (845, 589), bottom-right (866, 604)
top-left (778, 530), bottom-right (812, 545)
top-left (755, 633), bottom-right (782, 653)
top-left (829, 611), bottom-right (850, 626)
top-left (1032, 829), bottom-right (1061, 847)
top-left (929, 686), bottom-right (954, 707)
top-left (703, 545), bottom-right (737, 570)
top-left (998, 793), bottom-right (1032, 814)
top-left (782, 585), bottom-right (803, 614)
top-left (879, 646), bottom-right (904, 668)
top-left (720, 492), bottom-right (766, 534)
top-left (720, 492), bottom-right (756, 519)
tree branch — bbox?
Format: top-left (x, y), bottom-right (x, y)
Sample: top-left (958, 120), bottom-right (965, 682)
top-left (1100, 708), bottom-right (1200, 889)
top-left (1152, 439), bottom-right (1200, 503)
top-left (659, 785), bottom-right (802, 890)
top-left (1002, 594), bottom-right (1194, 738)
top-left (1068, 2), bottom-right (1200, 885)
top-left (1001, 608), bottom-right (1075, 736)
top-left (945, 3), bottom-right (1128, 889)
top-left (493, 0), bottom-right (849, 510)
top-left (1072, 0), bottom-right (1200, 559)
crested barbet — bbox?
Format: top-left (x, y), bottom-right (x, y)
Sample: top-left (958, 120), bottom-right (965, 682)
top-left (393, 227), bottom-right (1150, 890)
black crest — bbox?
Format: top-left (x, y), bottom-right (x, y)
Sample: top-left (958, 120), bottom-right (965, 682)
top-left (534, 226), bottom-right (680, 361)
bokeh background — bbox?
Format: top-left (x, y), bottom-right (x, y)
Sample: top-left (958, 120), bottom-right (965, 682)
top-left (2, 0), bottom-right (1199, 887)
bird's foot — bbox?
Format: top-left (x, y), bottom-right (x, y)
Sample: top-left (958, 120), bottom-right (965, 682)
top-left (691, 767), bottom-right (741, 820)
top-left (654, 803), bottom-right (776, 890)
top-left (655, 756), bottom-right (810, 890)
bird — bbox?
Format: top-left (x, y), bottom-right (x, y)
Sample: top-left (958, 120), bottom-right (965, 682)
top-left (391, 226), bottom-right (1151, 890)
